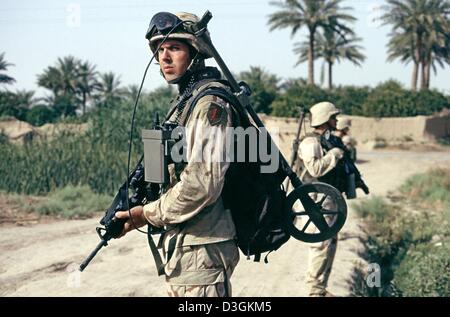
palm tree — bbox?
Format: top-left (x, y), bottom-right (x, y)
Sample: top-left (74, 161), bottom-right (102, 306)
top-left (37, 66), bottom-right (64, 98)
top-left (38, 56), bottom-right (103, 114)
top-left (383, 0), bottom-right (450, 90)
top-left (422, 17), bottom-right (450, 88)
top-left (386, 31), bottom-right (420, 90)
top-left (13, 89), bottom-right (37, 119)
top-left (77, 61), bottom-right (100, 115)
top-left (0, 52), bottom-right (16, 86)
top-left (37, 56), bottom-right (80, 98)
top-left (56, 56), bottom-right (80, 96)
top-left (125, 84), bottom-right (141, 101)
top-left (14, 90), bottom-right (37, 109)
top-left (97, 72), bottom-right (124, 106)
top-left (239, 66), bottom-right (280, 113)
top-left (268, 0), bottom-right (356, 85)
top-left (294, 28), bottom-right (365, 89)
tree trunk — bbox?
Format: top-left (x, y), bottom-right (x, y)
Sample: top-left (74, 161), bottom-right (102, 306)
top-left (420, 61), bottom-right (427, 90)
top-left (411, 62), bottom-right (418, 91)
top-left (416, 33), bottom-right (427, 91)
top-left (425, 62), bottom-right (431, 89)
top-left (328, 61), bottom-right (333, 90)
top-left (308, 29), bottom-right (315, 86)
top-left (82, 92), bottom-right (87, 115)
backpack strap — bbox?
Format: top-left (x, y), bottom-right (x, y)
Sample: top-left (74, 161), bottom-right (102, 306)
top-left (179, 83), bottom-right (249, 128)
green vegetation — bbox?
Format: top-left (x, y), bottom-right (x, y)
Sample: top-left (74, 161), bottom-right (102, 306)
top-left (400, 168), bottom-right (450, 207)
top-left (360, 80), bottom-right (449, 117)
top-left (353, 169), bottom-right (450, 296)
top-left (238, 66), bottom-right (279, 114)
top-left (268, 0), bottom-right (357, 86)
top-left (17, 185), bottom-right (112, 219)
top-left (270, 79), bottom-right (449, 118)
top-left (383, 0), bottom-right (450, 91)
top-left (0, 88), bottom-right (171, 196)
top-left (0, 1), bottom-right (449, 122)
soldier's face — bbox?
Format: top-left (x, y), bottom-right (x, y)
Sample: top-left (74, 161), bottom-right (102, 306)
top-left (328, 115), bottom-right (337, 130)
top-left (157, 40), bottom-right (191, 82)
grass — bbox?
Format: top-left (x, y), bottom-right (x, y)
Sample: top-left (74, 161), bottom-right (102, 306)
top-left (352, 168), bottom-right (450, 297)
top-left (400, 168), bottom-right (450, 207)
top-left (0, 95), bottom-right (170, 196)
top-left (30, 185), bottom-right (112, 219)
top-left (394, 240), bottom-right (450, 297)
top-left (352, 195), bottom-right (393, 223)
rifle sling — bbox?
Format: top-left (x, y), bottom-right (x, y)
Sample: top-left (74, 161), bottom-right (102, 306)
top-left (147, 227), bottom-right (165, 276)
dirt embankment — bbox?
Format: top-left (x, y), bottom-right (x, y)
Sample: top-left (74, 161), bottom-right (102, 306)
top-left (1, 149), bottom-right (449, 297)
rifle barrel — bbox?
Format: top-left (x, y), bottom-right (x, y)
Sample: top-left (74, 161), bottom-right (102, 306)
top-left (79, 239), bottom-right (107, 272)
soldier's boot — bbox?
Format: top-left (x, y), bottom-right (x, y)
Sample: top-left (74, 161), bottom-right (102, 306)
top-left (309, 289), bottom-right (337, 297)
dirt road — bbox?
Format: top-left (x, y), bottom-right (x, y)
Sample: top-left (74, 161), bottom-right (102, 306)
top-left (1, 150), bottom-right (449, 297)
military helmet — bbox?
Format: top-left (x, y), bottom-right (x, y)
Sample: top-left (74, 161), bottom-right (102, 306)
top-left (336, 117), bottom-right (351, 131)
top-left (309, 102), bottom-right (340, 127)
top-left (146, 12), bottom-right (213, 59)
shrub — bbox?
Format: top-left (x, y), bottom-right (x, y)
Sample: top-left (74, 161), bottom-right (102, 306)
top-left (269, 79), bottom-right (449, 118)
top-left (361, 80), bottom-right (449, 117)
top-left (413, 89), bottom-right (450, 115)
top-left (238, 66), bottom-right (280, 114)
top-left (394, 241), bottom-right (450, 296)
top-left (271, 82), bottom-right (329, 117)
top-left (361, 80), bottom-right (416, 117)
top-left (25, 104), bottom-right (56, 126)
top-left (400, 168), bottom-right (450, 206)
top-left (330, 85), bottom-right (370, 115)
top-left (352, 196), bottom-right (392, 223)
top-left (32, 185), bottom-right (112, 218)
top-left (353, 169), bottom-right (450, 297)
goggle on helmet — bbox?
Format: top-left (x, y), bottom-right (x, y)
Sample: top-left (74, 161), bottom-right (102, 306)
top-left (145, 12), bottom-right (213, 59)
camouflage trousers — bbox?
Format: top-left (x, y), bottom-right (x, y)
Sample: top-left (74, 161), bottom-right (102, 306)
top-left (305, 196), bottom-right (339, 296)
top-left (164, 240), bottom-right (239, 297)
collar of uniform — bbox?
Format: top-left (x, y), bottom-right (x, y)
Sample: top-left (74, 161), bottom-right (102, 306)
top-left (177, 66), bottom-right (221, 94)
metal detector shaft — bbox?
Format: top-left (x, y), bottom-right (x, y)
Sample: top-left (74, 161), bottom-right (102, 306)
top-left (194, 11), bottom-right (348, 243)
top-left (196, 11), bottom-right (301, 188)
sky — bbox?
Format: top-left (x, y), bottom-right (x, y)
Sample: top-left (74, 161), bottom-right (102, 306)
top-left (1, 0), bottom-right (449, 99)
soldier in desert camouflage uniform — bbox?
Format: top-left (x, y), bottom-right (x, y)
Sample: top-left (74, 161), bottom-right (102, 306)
top-left (115, 12), bottom-right (239, 297)
top-left (298, 102), bottom-right (345, 297)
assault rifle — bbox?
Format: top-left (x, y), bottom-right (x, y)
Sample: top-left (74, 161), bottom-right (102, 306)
top-left (79, 114), bottom-right (169, 272)
top-left (321, 134), bottom-right (369, 198)
top-left (284, 107), bottom-right (306, 191)
top-left (79, 157), bottom-right (161, 272)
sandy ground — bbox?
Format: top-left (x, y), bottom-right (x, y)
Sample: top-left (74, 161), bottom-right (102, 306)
top-left (1, 149), bottom-right (449, 297)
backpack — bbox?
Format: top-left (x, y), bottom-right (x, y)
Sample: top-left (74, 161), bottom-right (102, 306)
top-left (187, 84), bottom-right (291, 262)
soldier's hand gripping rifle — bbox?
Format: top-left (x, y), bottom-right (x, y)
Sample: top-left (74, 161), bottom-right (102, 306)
top-left (321, 134), bottom-right (369, 197)
top-left (79, 156), bottom-right (160, 272)
top-left (79, 113), bottom-right (168, 272)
